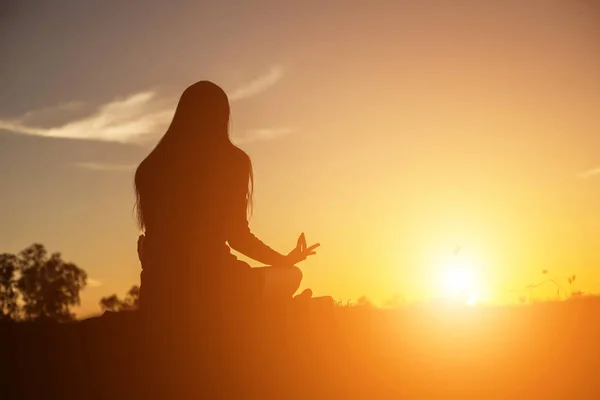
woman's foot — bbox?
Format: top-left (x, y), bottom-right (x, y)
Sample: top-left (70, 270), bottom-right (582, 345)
top-left (294, 288), bottom-right (313, 302)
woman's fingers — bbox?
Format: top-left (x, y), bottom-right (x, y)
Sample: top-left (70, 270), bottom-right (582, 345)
top-left (290, 236), bottom-right (320, 262)
top-left (306, 243), bottom-right (320, 252)
top-left (302, 244), bottom-right (319, 258)
top-left (296, 234), bottom-right (306, 252)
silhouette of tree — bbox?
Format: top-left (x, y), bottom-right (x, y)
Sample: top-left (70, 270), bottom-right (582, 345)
top-left (100, 285), bottom-right (140, 312)
top-left (0, 253), bottom-right (20, 320)
top-left (126, 285), bottom-right (140, 307)
top-left (16, 244), bottom-right (87, 322)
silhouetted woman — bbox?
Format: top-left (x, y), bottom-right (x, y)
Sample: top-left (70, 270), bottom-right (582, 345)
top-left (134, 81), bottom-right (318, 315)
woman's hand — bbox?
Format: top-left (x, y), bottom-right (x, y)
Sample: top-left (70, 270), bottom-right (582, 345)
top-left (284, 233), bottom-right (320, 266)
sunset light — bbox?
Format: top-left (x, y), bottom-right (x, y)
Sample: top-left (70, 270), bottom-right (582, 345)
top-left (436, 249), bottom-right (483, 304)
top-left (3, 2), bottom-right (600, 398)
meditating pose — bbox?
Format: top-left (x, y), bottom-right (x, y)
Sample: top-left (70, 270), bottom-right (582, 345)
top-left (134, 81), bottom-right (318, 314)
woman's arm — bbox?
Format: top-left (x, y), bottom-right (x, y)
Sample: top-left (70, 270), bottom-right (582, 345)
top-left (227, 165), bottom-right (288, 265)
top-left (228, 223), bottom-right (287, 266)
top-left (227, 210), bottom-right (287, 266)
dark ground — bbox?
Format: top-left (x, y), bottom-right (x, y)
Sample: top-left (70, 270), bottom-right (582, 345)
top-left (3, 298), bottom-right (600, 399)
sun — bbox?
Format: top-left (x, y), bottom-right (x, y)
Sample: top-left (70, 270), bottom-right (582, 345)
top-left (442, 265), bottom-right (473, 293)
top-left (436, 250), bottom-right (481, 304)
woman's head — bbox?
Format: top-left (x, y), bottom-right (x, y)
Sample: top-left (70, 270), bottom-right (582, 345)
top-left (169, 80), bottom-right (231, 146)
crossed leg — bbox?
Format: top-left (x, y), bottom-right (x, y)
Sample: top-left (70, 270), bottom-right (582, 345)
top-left (252, 265), bottom-right (304, 300)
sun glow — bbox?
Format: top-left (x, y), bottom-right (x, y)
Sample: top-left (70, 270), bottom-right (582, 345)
top-left (436, 250), bottom-right (482, 305)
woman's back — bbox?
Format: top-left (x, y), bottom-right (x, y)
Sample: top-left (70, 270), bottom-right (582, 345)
top-left (138, 145), bottom-right (249, 262)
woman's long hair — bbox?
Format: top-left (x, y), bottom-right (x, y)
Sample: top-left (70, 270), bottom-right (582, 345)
top-left (134, 81), bottom-right (253, 231)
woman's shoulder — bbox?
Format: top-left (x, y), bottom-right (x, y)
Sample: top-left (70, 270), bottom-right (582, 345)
top-left (230, 144), bottom-right (249, 159)
top-left (229, 145), bottom-right (251, 168)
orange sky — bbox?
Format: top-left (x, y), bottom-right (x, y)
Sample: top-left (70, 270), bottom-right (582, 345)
top-left (0, 2), bottom-right (599, 316)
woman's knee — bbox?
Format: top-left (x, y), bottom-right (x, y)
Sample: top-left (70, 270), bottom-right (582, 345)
top-left (261, 265), bottom-right (303, 297)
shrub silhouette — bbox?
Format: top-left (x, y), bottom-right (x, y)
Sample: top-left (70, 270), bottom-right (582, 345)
top-left (100, 285), bottom-right (140, 312)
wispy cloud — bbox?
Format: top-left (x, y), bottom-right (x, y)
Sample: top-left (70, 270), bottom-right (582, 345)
top-left (0, 91), bottom-right (173, 144)
top-left (20, 101), bottom-right (87, 126)
top-left (87, 278), bottom-right (103, 288)
top-left (229, 65), bottom-right (284, 101)
top-left (0, 65), bottom-right (286, 144)
top-left (233, 127), bottom-right (295, 145)
top-left (76, 162), bottom-right (137, 172)
top-left (577, 167), bottom-right (600, 179)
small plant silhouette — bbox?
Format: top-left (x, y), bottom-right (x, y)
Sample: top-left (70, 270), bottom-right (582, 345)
top-left (514, 270), bottom-right (587, 304)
